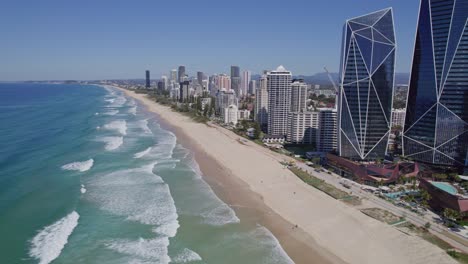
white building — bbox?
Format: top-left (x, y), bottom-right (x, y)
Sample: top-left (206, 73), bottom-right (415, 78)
top-left (316, 108), bottom-right (337, 153)
top-left (201, 97), bottom-right (212, 112)
top-left (255, 74), bottom-right (269, 129)
top-left (391, 108), bottom-right (406, 128)
top-left (267, 66), bottom-right (292, 136)
top-left (241, 70), bottom-right (251, 97)
top-left (170, 69), bottom-right (177, 83)
top-left (287, 112), bottom-right (319, 144)
top-left (223, 104), bottom-right (238, 125)
top-left (290, 79), bottom-right (308, 112)
top-left (238, 109), bottom-right (251, 120)
top-left (216, 89), bottom-right (238, 113)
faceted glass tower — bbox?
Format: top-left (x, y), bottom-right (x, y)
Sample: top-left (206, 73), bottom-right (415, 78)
top-left (404, 0), bottom-right (468, 168)
top-left (338, 8), bottom-right (396, 160)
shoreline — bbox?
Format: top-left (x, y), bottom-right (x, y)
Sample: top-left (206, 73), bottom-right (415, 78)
top-left (114, 86), bottom-right (457, 264)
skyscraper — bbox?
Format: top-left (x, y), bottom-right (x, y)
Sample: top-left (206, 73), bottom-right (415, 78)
top-left (178, 66), bottom-right (186, 83)
top-left (267, 66), bottom-right (292, 136)
top-left (241, 70), bottom-right (251, 96)
top-left (403, 0), bottom-right (468, 168)
top-left (145, 70), bottom-right (150, 88)
top-left (290, 79), bottom-right (308, 112)
top-left (197, 71), bottom-right (205, 86)
top-left (249, 80), bottom-right (256, 95)
top-left (317, 108), bottom-right (338, 153)
top-left (231, 66), bottom-right (241, 96)
top-left (170, 69), bottom-right (177, 83)
top-left (255, 75), bottom-right (268, 131)
top-left (338, 8), bottom-right (396, 160)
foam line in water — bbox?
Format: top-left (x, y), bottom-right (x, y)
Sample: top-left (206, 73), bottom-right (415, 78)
top-left (134, 147), bottom-right (152, 159)
top-left (105, 237), bottom-right (171, 264)
top-left (172, 248), bottom-right (202, 263)
top-left (138, 119), bottom-right (152, 134)
top-left (61, 159), bottom-right (94, 172)
top-left (128, 106), bottom-right (137, 115)
top-left (104, 120), bottom-right (127, 135)
top-left (104, 110), bottom-right (119, 116)
top-left (29, 211), bottom-right (80, 264)
top-left (99, 136), bottom-right (123, 151)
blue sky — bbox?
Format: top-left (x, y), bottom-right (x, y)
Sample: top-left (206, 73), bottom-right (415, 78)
top-left (0, 0), bottom-right (419, 81)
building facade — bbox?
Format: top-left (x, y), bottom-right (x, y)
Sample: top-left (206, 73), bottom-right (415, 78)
top-left (145, 70), bottom-right (150, 88)
top-left (287, 112), bottom-right (319, 144)
top-left (223, 104), bottom-right (238, 125)
top-left (178, 65), bottom-right (186, 83)
top-left (267, 66), bottom-right (292, 136)
top-left (170, 69), bottom-right (177, 83)
top-left (290, 79), bottom-right (308, 112)
top-left (317, 108), bottom-right (338, 153)
top-left (216, 89), bottom-right (238, 113)
top-left (392, 109), bottom-right (406, 128)
top-left (338, 8), bottom-right (396, 160)
top-left (231, 66), bottom-right (241, 96)
top-left (403, 0), bottom-right (468, 168)
top-left (179, 81), bottom-right (190, 102)
top-left (255, 74), bottom-right (269, 131)
top-left (241, 70), bottom-right (251, 96)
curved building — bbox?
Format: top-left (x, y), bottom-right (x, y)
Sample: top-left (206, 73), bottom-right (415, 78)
top-left (338, 8), bottom-right (396, 160)
top-left (403, 0), bottom-right (468, 168)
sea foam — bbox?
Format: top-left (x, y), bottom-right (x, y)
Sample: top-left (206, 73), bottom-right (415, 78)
top-left (172, 248), bottom-right (202, 263)
top-left (129, 106), bottom-right (137, 115)
top-left (104, 110), bottom-right (119, 116)
top-left (80, 184), bottom-right (87, 194)
top-left (99, 136), bottom-right (123, 151)
top-left (61, 159), bottom-right (94, 172)
top-left (29, 211), bottom-right (80, 264)
top-left (134, 147), bottom-right (152, 159)
top-left (104, 120), bottom-right (127, 135)
top-left (105, 237), bottom-right (171, 264)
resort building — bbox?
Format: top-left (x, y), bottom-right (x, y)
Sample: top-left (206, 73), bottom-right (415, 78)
top-left (267, 65), bottom-right (292, 137)
top-left (287, 111), bottom-right (319, 144)
top-left (317, 108), bottom-right (338, 153)
top-left (237, 109), bottom-right (251, 120)
top-left (338, 8), bottom-right (396, 161)
top-left (255, 74), bottom-right (269, 130)
top-left (216, 89), bottom-right (238, 114)
top-left (403, 0), bottom-right (468, 169)
top-left (290, 79), bottom-right (308, 113)
top-left (223, 104), bottom-right (238, 125)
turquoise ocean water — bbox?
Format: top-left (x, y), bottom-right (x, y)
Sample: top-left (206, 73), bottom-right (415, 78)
top-left (0, 83), bottom-right (293, 264)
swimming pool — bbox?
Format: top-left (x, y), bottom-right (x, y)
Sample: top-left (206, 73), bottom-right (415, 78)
top-left (431, 181), bottom-right (458, 195)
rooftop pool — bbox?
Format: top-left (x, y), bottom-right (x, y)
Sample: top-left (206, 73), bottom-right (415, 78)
top-left (431, 181), bottom-right (457, 195)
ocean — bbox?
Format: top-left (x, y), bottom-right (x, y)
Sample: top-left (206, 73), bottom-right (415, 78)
top-left (0, 83), bottom-right (293, 264)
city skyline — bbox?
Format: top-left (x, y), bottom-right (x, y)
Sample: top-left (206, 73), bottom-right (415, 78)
top-left (1, 0), bottom-right (419, 81)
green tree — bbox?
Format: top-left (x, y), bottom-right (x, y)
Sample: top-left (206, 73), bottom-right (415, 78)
top-left (253, 122), bottom-right (261, 139)
top-left (444, 208), bottom-right (461, 222)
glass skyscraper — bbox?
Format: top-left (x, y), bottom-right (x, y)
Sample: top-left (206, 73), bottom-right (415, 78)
top-left (404, 0), bottom-right (468, 168)
top-left (338, 8), bottom-right (396, 160)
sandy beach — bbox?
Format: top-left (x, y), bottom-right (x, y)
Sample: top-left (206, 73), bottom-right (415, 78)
top-left (115, 86), bottom-right (457, 264)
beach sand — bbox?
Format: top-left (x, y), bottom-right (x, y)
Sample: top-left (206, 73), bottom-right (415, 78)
top-left (115, 87), bottom-right (457, 264)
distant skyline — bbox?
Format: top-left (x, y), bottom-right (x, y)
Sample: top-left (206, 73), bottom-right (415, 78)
top-left (1, 0), bottom-right (419, 81)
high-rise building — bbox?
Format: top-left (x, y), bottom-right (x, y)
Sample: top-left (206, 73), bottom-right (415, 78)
top-left (287, 111), bottom-right (319, 144)
top-left (231, 66), bottom-right (241, 96)
top-left (179, 81), bottom-right (190, 102)
top-left (255, 75), bottom-right (269, 130)
top-left (317, 108), bottom-right (338, 153)
top-left (197, 71), bottom-right (205, 86)
top-left (170, 69), bottom-right (177, 83)
top-left (145, 70), bottom-right (150, 88)
top-left (403, 0), bottom-right (468, 168)
top-left (215, 74), bottom-right (231, 90)
top-left (338, 8), bottom-right (396, 160)
top-left (178, 66), bottom-right (186, 83)
top-left (290, 79), bottom-right (308, 112)
top-left (267, 66), bottom-right (292, 136)
top-left (216, 89), bottom-right (238, 113)
top-left (392, 109), bottom-right (406, 128)
top-left (241, 71), bottom-right (251, 96)
top-left (249, 80), bottom-right (256, 95)
top-left (223, 104), bottom-right (238, 125)
top-left (161, 75), bottom-right (168, 90)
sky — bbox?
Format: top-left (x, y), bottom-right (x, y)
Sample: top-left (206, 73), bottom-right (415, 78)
top-left (0, 0), bottom-right (420, 81)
